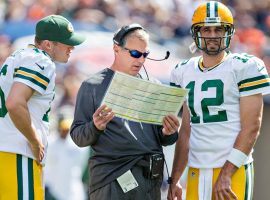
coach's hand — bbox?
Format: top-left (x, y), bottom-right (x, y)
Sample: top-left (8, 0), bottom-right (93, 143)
top-left (162, 114), bottom-right (179, 135)
top-left (93, 105), bottom-right (114, 131)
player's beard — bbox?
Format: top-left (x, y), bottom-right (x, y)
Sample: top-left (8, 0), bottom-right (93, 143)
top-left (202, 38), bottom-right (224, 55)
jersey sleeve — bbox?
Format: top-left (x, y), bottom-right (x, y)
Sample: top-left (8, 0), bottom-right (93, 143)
top-left (170, 64), bottom-right (182, 88)
top-left (236, 56), bottom-right (270, 97)
top-left (13, 49), bottom-right (55, 95)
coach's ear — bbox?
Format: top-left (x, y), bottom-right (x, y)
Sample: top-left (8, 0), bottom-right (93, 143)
top-left (113, 44), bottom-right (120, 56)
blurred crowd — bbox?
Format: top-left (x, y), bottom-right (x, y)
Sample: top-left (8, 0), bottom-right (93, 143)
top-left (1, 0), bottom-right (270, 199)
top-left (1, 0), bottom-right (270, 100)
top-left (1, 0), bottom-right (270, 66)
top-left (1, 0), bottom-right (270, 61)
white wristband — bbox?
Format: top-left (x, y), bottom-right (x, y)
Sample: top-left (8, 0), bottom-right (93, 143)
top-left (227, 148), bottom-right (248, 168)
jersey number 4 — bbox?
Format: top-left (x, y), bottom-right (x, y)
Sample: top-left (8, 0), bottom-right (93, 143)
top-left (186, 79), bottom-right (228, 124)
top-left (0, 86), bottom-right (7, 117)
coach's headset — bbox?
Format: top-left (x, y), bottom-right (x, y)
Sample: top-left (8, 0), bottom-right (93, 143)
top-left (113, 23), bottom-right (145, 46)
top-left (113, 23), bottom-right (170, 61)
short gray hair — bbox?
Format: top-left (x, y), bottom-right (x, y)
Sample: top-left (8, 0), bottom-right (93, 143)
top-left (121, 29), bottom-right (149, 47)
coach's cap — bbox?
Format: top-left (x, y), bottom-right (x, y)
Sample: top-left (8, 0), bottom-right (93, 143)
top-left (35, 15), bottom-right (85, 46)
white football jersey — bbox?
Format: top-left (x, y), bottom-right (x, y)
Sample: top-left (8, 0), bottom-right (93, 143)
top-left (171, 52), bottom-right (270, 168)
top-left (0, 45), bottom-right (56, 163)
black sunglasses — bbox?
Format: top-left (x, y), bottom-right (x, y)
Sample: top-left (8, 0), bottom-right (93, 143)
top-left (123, 47), bottom-right (150, 58)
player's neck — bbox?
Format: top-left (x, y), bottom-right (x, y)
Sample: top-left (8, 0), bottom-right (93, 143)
top-left (202, 51), bottom-right (227, 69)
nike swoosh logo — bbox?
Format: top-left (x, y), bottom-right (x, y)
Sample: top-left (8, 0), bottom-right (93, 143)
top-left (35, 62), bottom-right (45, 70)
top-left (258, 66), bottom-right (265, 72)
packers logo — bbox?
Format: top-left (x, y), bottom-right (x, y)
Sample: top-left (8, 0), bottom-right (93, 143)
top-left (67, 23), bottom-right (74, 32)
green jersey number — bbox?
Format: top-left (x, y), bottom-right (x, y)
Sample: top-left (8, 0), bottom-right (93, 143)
top-left (186, 79), bottom-right (227, 124)
top-left (233, 53), bottom-right (253, 63)
top-left (0, 86), bottom-right (7, 117)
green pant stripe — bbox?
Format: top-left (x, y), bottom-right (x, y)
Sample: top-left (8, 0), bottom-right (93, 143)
top-left (28, 158), bottom-right (34, 200)
top-left (17, 155), bottom-right (23, 200)
top-left (244, 164), bottom-right (249, 200)
top-left (244, 163), bottom-right (254, 200)
top-left (250, 163), bottom-right (254, 200)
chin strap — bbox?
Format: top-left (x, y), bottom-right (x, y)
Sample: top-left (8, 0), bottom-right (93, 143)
top-left (189, 42), bottom-right (197, 54)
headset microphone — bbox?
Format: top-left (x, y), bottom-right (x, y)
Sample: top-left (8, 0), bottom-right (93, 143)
top-left (147, 51), bottom-right (170, 61)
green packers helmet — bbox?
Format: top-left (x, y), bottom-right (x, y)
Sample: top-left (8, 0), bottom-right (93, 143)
top-left (191, 1), bottom-right (235, 55)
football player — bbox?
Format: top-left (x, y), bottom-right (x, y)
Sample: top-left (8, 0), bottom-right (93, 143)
top-left (0, 15), bottom-right (84, 199)
top-left (168, 1), bottom-right (270, 200)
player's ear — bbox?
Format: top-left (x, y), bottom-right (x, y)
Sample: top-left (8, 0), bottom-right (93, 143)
top-left (42, 40), bottom-right (53, 50)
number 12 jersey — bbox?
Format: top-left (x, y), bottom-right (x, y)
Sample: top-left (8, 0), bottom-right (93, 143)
top-left (170, 52), bottom-right (270, 168)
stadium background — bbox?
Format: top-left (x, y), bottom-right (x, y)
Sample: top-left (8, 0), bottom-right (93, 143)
top-left (0, 0), bottom-right (270, 199)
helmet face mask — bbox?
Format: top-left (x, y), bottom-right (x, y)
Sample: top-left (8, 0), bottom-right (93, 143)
top-left (191, 1), bottom-right (235, 55)
top-left (191, 23), bottom-right (234, 55)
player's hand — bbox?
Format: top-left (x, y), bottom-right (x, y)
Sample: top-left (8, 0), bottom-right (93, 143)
top-left (213, 174), bottom-right (238, 200)
top-left (162, 114), bottom-right (179, 135)
top-left (30, 140), bottom-right (45, 164)
top-left (93, 105), bottom-right (114, 130)
top-left (167, 182), bottom-right (182, 200)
